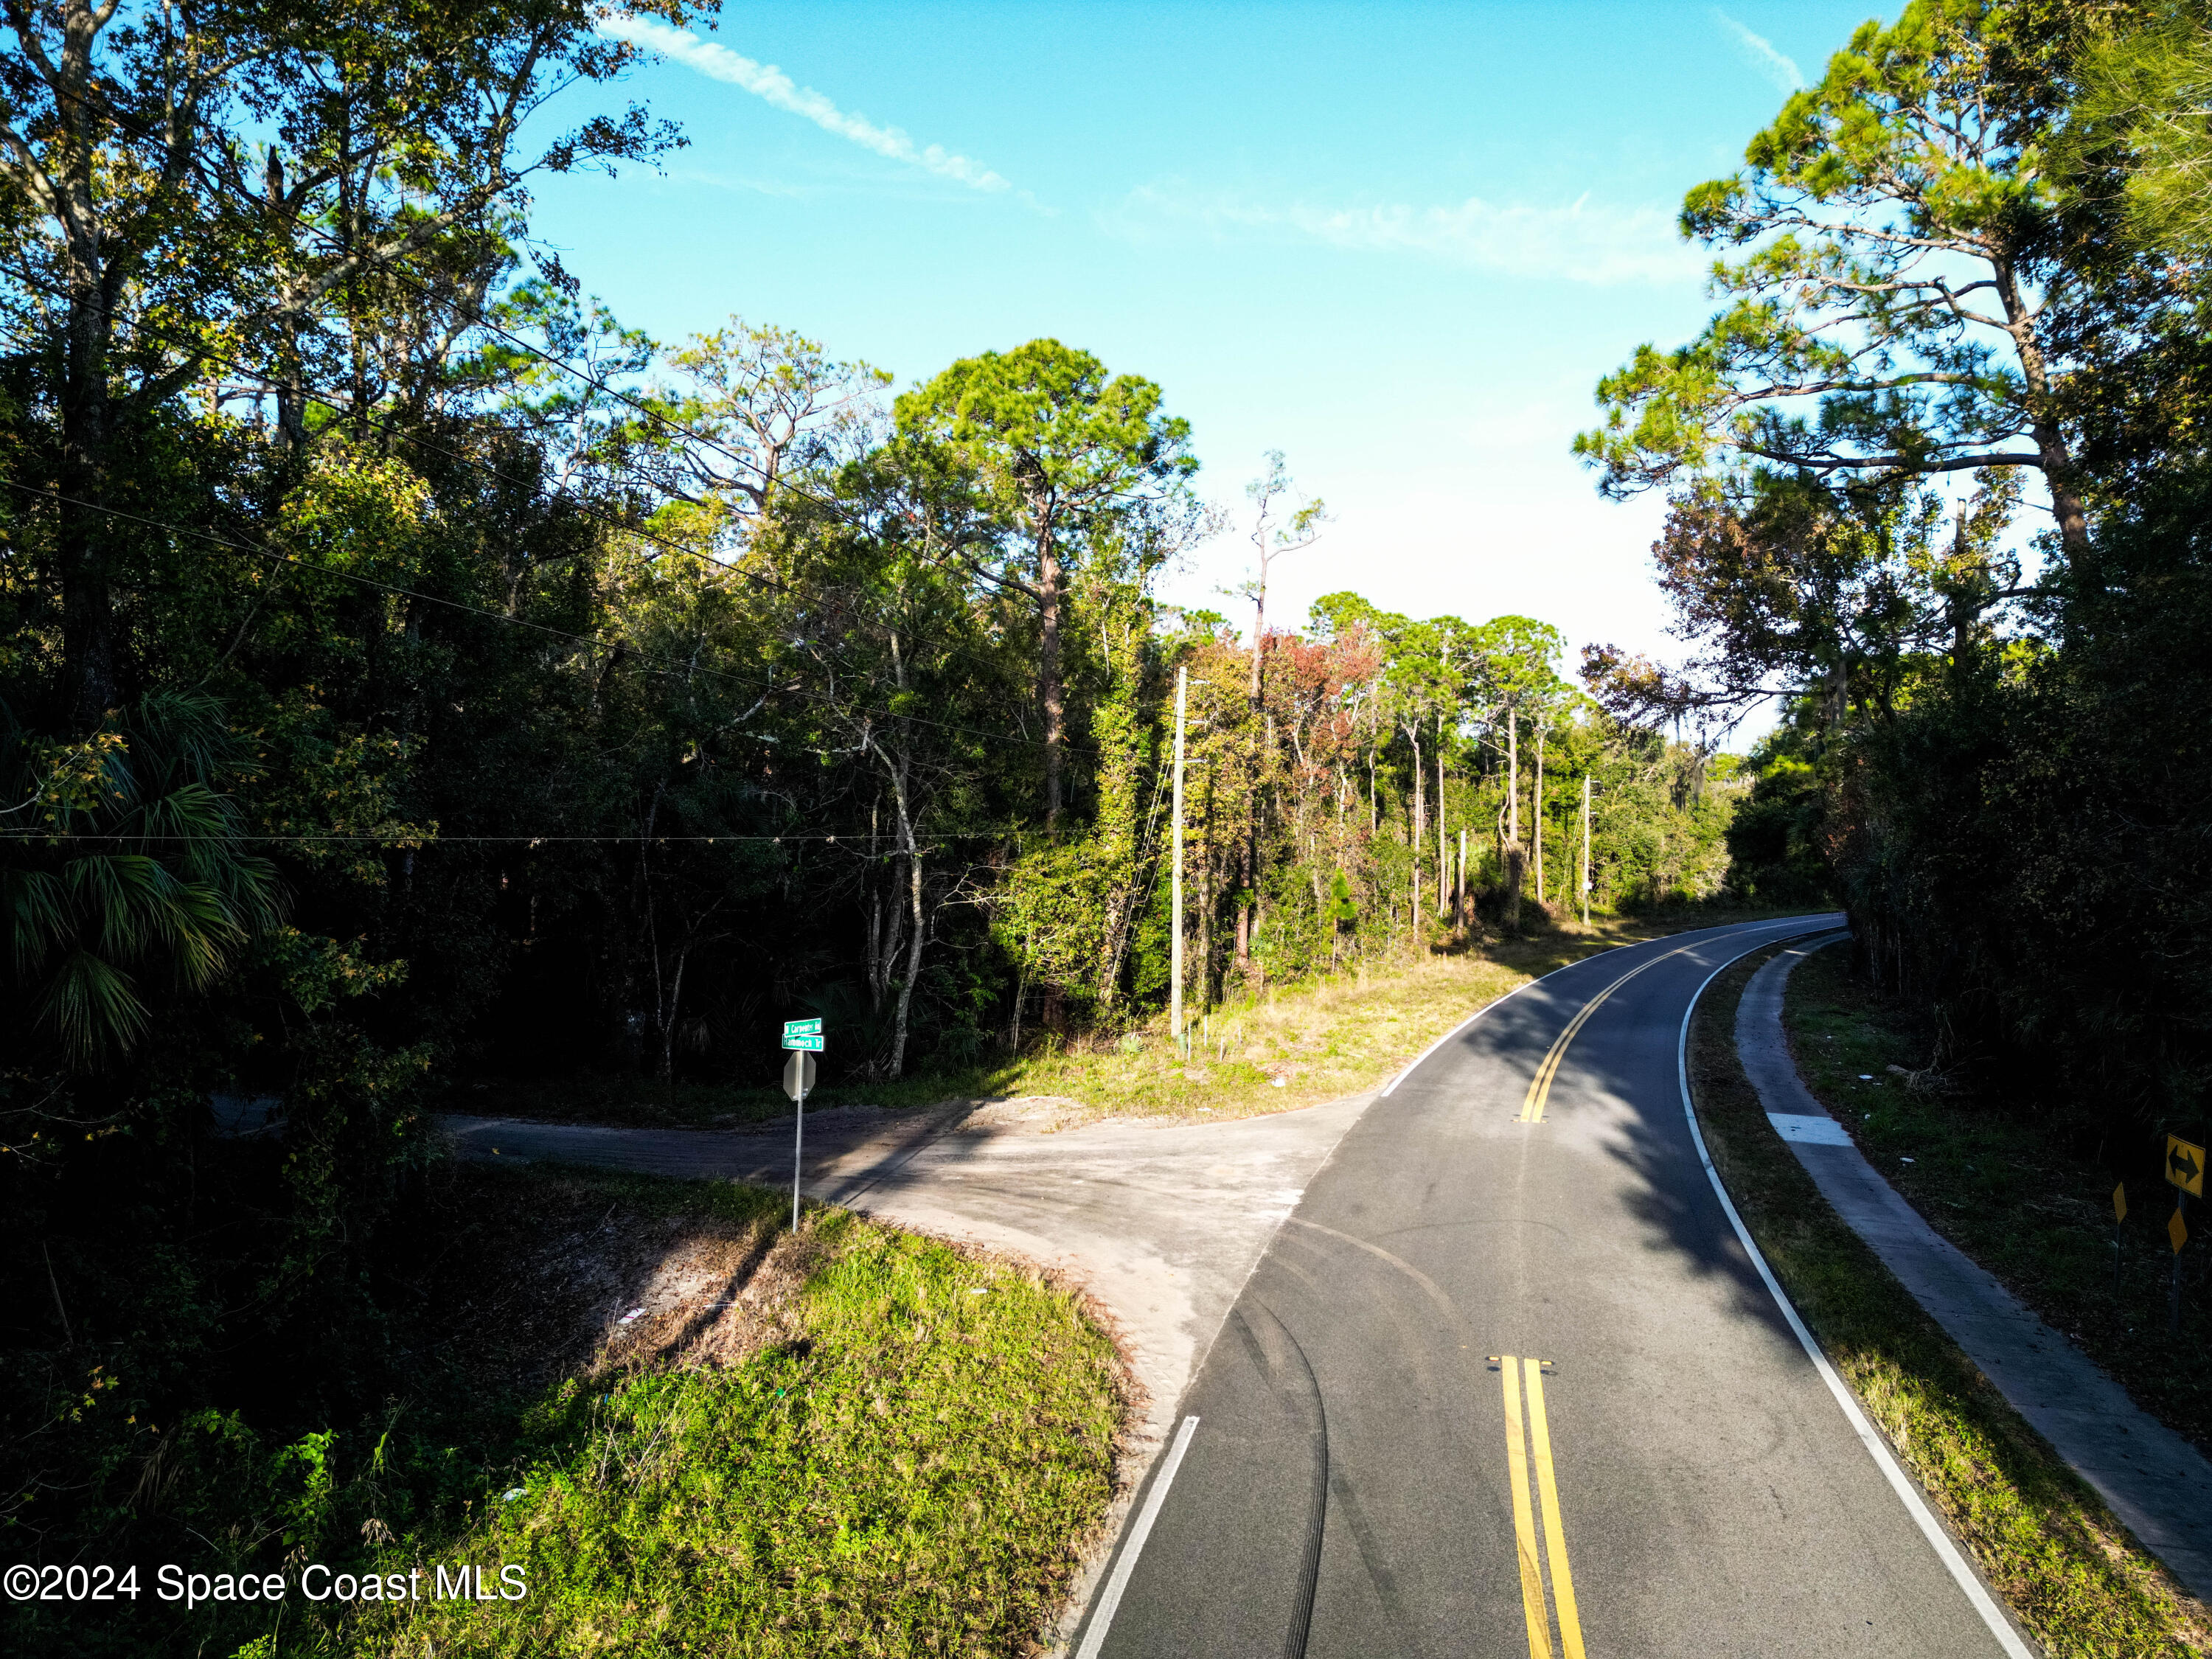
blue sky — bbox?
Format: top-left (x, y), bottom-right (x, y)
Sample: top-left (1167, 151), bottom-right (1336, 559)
top-left (532, 2), bottom-right (1894, 720)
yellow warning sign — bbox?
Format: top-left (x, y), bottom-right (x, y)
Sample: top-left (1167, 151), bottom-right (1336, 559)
top-left (2171, 1206), bottom-right (2189, 1255)
top-left (2167, 1135), bottom-right (2205, 1197)
top-left (2115, 1183), bottom-right (2128, 1223)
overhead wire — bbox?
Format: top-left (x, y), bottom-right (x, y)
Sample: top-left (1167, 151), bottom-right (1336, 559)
top-left (0, 830), bottom-right (907, 845)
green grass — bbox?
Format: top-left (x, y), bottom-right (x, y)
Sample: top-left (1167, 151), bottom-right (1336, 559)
top-left (451, 908), bottom-right (1823, 1133)
top-left (1691, 945), bottom-right (2208, 1658)
top-left (349, 1166), bottom-right (1125, 1658)
top-left (1785, 943), bottom-right (2212, 1455)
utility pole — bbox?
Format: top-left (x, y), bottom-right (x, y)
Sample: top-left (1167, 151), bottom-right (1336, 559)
top-left (1581, 774), bottom-right (1593, 928)
top-left (1436, 724), bottom-right (1447, 917)
top-left (1458, 826), bottom-right (1467, 926)
top-left (1171, 666), bottom-right (1189, 1055)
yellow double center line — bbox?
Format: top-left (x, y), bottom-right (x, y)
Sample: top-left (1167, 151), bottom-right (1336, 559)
top-left (1517, 945), bottom-right (1689, 1121)
top-left (1495, 1355), bottom-right (1585, 1659)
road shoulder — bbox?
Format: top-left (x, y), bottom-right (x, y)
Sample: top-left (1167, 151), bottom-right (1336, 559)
top-left (1691, 942), bottom-right (2208, 1657)
top-left (1745, 938), bottom-right (2212, 1604)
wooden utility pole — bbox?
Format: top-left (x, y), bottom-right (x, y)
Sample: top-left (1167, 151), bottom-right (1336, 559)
top-left (1533, 718), bottom-right (1550, 904)
top-left (1581, 774), bottom-right (1593, 928)
top-left (1171, 667), bottom-right (1189, 1052)
top-left (1436, 728), bottom-right (1447, 917)
top-left (1506, 714), bottom-right (1519, 846)
top-left (1503, 707), bottom-right (1524, 931)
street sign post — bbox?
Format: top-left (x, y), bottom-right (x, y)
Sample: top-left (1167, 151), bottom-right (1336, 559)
top-left (779, 1023), bottom-right (824, 1230)
top-left (2114, 1182), bottom-right (2128, 1294)
top-left (2172, 1198), bottom-right (2191, 1335)
top-left (2166, 1135), bottom-right (2202, 1335)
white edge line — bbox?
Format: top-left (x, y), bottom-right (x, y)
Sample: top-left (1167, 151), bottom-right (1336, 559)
top-left (1382, 975), bottom-right (1540, 1096)
top-left (1381, 914), bottom-right (1832, 1099)
top-left (1073, 1413), bottom-right (1201, 1659)
top-left (1677, 939), bottom-right (2037, 1659)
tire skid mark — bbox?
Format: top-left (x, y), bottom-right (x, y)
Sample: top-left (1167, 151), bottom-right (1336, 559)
top-left (1234, 1301), bottom-right (1329, 1659)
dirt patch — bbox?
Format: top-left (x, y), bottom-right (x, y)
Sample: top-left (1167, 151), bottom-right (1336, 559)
top-left (424, 1166), bottom-right (818, 1398)
top-left (951, 1095), bottom-right (1089, 1135)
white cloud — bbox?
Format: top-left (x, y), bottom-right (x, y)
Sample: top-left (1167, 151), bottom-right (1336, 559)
top-left (1105, 184), bottom-right (1701, 287)
top-left (1711, 10), bottom-right (1804, 93)
top-left (597, 16), bottom-right (1014, 194)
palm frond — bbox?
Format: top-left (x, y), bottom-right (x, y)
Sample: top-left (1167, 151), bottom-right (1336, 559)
top-left (40, 947), bottom-right (150, 1061)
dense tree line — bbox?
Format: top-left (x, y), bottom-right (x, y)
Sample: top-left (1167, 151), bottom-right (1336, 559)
top-left (0, 3), bottom-right (1739, 1645)
top-left (1584, 0), bottom-right (2212, 1155)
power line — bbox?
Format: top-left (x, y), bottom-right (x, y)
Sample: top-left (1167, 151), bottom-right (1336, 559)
top-left (0, 831), bottom-right (879, 844)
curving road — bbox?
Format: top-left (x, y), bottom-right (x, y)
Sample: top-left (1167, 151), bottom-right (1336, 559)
top-left (1071, 916), bottom-right (2025, 1659)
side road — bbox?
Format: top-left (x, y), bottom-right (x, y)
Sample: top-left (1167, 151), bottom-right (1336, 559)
top-left (1740, 936), bottom-right (2212, 1601)
top-left (440, 1092), bottom-right (1372, 1461)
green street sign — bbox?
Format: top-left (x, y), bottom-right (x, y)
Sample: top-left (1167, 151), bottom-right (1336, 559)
top-left (783, 1017), bottom-right (823, 1039)
top-left (782, 1033), bottom-right (824, 1052)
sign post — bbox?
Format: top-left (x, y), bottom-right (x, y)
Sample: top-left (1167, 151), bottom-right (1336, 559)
top-left (2113, 1182), bottom-right (2127, 1295)
top-left (782, 1020), bottom-right (824, 1231)
top-left (2166, 1135), bottom-right (2202, 1335)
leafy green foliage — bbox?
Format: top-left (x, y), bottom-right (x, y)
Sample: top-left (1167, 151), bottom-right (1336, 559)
top-left (1579, 0), bottom-right (2212, 1155)
top-left (2059, 2), bottom-right (2212, 255)
top-left (1576, 0), bottom-right (2115, 552)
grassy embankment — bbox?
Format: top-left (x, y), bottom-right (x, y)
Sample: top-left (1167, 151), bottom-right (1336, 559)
top-left (457, 908), bottom-right (1818, 1131)
top-left (340, 1164), bottom-right (1125, 1659)
top-left (1692, 942), bottom-right (2208, 1658)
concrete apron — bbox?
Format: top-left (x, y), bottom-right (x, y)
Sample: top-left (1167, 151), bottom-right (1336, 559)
top-left (439, 1091), bottom-right (1378, 1647)
top-left (1739, 936), bottom-right (2212, 1602)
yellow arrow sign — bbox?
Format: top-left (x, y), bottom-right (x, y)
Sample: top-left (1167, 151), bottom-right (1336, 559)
top-left (2167, 1135), bottom-right (2205, 1197)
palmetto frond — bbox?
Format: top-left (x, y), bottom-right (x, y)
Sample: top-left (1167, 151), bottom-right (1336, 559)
top-left (1, 692), bottom-right (282, 1062)
top-left (40, 948), bottom-right (151, 1060)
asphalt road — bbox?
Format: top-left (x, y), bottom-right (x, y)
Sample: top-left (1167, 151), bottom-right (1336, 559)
top-left (1072, 916), bottom-right (2020, 1659)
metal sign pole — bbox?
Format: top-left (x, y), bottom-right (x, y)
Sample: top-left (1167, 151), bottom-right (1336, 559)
top-left (780, 1019), bottom-right (824, 1233)
top-left (2113, 1182), bottom-right (2127, 1295)
top-left (2173, 1190), bottom-right (2186, 1336)
top-left (2166, 1133), bottom-right (2203, 1334)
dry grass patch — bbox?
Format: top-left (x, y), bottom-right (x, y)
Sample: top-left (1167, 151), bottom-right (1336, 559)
top-left (454, 912), bottom-right (1818, 1134)
top-left (1009, 911), bottom-right (1818, 1125)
